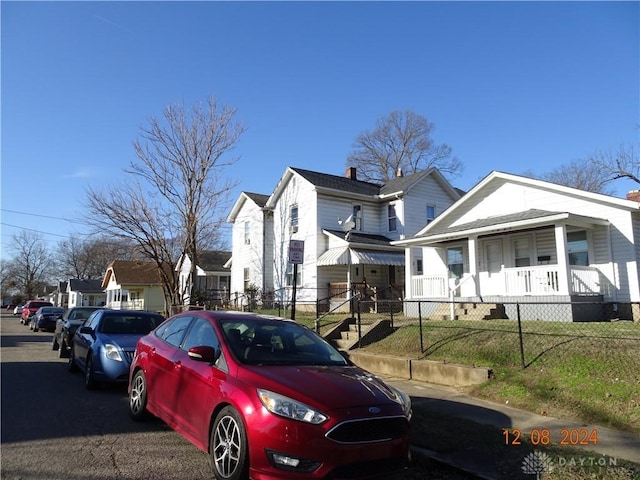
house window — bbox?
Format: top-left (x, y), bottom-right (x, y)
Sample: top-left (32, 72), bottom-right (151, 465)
top-left (447, 246), bottom-right (464, 279)
top-left (290, 204), bottom-right (299, 233)
top-left (352, 204), bottom-right (362, 231)
top-left (513, 236), bottom-right (531, 267)
top-left (244, 221), bottom-right (250, 245)
top-left (388, 204), bottom-right (397, 232)
top-left (416, 258), bottom-right (423, 275)
top-left (567, 231), bottom-right (589, 266)
top-left (243, 268), bottom-right (250, 291)
top-left (426, 205), bottom-right (436, 224)
top-left (286, 263), bottom-right (302, 287)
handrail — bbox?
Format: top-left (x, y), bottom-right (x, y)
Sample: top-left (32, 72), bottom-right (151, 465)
top-left (315, 292), bottom-right (361, 332)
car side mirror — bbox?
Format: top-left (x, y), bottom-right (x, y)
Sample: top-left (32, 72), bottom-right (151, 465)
top-left (79, 326), bottom-right (93, 335)
top-left (187, 346), bottom-right (220, 364)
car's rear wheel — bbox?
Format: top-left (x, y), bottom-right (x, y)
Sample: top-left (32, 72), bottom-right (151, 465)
top-left (129, 370), bottom-right (150, 421)
top-left (58, 338), bottom-right (68, 358)
top-left (210, 406), bottom-right (249, 480)
top-left (68, 346), bottom-right (79, 372)
top-left (84, 354), bottom-right (96, 390)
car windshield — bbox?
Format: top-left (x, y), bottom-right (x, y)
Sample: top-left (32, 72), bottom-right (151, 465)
top-left (99, 314), bottom-right (164, 335)
top-left (67, 308), bottom-right (100, 320)
top-left (220, 317), bottom-right (348, 367)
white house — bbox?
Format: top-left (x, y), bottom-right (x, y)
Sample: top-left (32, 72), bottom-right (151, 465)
top-left (227, 166), bottom-right (461, 311)
top-left (176, 250), bottom-right (232, 307)
top-left (67, 279), bottom-right (106, 308)
top-left (396, 171), bottom-right (640, 322)
top-left (101, 260), bottom-right (166, 314)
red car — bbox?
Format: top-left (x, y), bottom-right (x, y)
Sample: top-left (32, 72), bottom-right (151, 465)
top-left (128, 311), bottom-right (412, 480)
top-left (20, 300), bottom-right (53, 325)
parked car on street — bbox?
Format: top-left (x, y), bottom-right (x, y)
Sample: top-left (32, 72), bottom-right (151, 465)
top-left (20, 300), bottom-right (53, 325)
top-left (68, 309), bottom-right (165, 389)
top-left (52, 306), bottom-right (103, 357)
top-left (128, 311), bottom-right (412, 480)
top-left (30, 306), bottom-right (65, 332)
top-left (13, 304), bottom-right (24, 316)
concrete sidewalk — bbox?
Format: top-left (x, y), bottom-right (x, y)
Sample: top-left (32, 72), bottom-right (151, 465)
top-left (381, 376), bottom-right (640, 479)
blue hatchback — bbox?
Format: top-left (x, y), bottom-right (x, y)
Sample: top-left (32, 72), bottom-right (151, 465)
top-left (68, 309), bottom-right (165, 389)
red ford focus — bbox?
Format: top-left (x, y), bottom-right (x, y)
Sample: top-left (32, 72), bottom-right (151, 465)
top-left (128, 310), bottom-right (412, 480)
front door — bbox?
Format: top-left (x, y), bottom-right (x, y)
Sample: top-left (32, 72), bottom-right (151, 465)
top-left (482, 239), bottom-right (504, 295)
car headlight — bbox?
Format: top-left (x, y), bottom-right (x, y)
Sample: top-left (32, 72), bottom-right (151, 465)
top-left (257, 389), bottom-right (328, 424)
top-left (104, 344), bottom-right (123, 361)
top-left (391, 386), bottom-right (412, 420)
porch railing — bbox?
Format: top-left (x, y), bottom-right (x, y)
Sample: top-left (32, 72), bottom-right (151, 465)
top-left (411, 265), bottom-right (602, 298)
top-left (105, 299), bottom-right (145, 310)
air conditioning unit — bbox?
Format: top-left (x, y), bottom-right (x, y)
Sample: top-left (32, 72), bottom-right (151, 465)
top-left (290, 225), bottom-right (298, 233)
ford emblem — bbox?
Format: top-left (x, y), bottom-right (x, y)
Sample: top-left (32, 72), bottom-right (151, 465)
top-left (368, 407), bottom-right (381, 414)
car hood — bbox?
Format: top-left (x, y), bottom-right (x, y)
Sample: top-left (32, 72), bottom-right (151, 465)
top-left (241, 365), bottom-right (405, 410)
top-left (97, 333), bottom-right (144, 350)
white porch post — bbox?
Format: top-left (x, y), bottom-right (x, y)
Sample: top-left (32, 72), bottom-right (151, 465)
top-left (555, 223), bottom-right (571, 294)
top-left (467, 235), bottom-right (479, 297)
top-left (404, 247), bottom-right (414, 298)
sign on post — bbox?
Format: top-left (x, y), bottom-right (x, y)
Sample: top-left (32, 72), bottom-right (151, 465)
top-left (288, 240), bottom-right (304, 321)
top-left (288, 240), bottom-right (304, 264)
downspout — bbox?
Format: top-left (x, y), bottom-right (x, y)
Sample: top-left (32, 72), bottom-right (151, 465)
top-left (607, 224), bottom-right (618, 307)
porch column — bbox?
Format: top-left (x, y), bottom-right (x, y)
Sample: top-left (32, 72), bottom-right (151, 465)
top-left (555, 223), bottom-right (571, 295)
top-left (467, 235), bottom-right (479, 297)
top-left (404, 247), bottom-right (414, 298)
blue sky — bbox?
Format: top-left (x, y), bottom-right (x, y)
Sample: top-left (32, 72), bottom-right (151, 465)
top-left (1, 1), bottom-right (638, 255)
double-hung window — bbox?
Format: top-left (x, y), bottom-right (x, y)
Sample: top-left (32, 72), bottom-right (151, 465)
top-left (388, 204), bottom-right (397, 232)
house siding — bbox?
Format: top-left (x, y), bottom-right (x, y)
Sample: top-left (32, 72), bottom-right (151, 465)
top-left (230, 199), bottom-right (268, 295)
top-left (402, 178), bottom-right (457, 238)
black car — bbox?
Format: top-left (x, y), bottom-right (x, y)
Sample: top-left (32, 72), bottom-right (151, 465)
top-left (31, 307), bottom-right (66, 332)
top-left (53, 306), bottom-right (103, 358)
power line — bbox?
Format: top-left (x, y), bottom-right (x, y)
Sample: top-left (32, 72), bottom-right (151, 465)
top-left (1, 209), bottom-right (86, 225)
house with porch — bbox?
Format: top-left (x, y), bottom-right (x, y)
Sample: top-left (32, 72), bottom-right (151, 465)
top-left (227, 166), bottom-right (461, 311)
top-left (67, 279), bottom-right (106, 308)
top-left (176, 250), bottom-right (232, 307)
top-left (396, 171), bottom-right (640, 322)
top-left (101, 260), bottom-right (167, 314)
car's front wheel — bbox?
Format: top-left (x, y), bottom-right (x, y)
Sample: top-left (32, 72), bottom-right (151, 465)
top-left (84, 354), bottom-right (96, 390)
top-left (129, 370), bottom-right (150, 421)
top-left (210, 406), bottom-right (249, 480)
top-left (68, 346), bottom-right (79, 372)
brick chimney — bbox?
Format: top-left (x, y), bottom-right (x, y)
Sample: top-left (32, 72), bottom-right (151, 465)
top-left (396, 167), bottom-right (404, 177)
top-left (626, 190), bottom-right (640, 202)
top-left (345, 167), bottom-right (357, 180)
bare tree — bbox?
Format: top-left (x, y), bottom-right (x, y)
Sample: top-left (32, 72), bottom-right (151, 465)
top-left (54, 236), bottom-right (141, 280)
top-left (6, 231), bottom-right (53, 299)
top-left (590, 142), bottom-right (639, 187)
top-left (535, 159), bottom-right (615, 195)
top-left (522, 141), bottom-right (639, 196)
top-left (85, 96), bottom-right (244, 314)
top-left (346, 110), bottom-right (462, 183)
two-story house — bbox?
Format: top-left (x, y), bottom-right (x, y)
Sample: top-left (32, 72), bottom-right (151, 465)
top-left (228, 166), bottom-right (461, 312)
top-left (176, 250), bottom-right (232, 307)
top-left (396, 171), bottom-right (640, 322)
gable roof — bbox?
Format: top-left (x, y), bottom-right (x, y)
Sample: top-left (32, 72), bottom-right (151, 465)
top-left (102, 260), bottom-right (168, 288)
top-left (68, 279), bottom-right (104, 294)
top-left (395, 170), bottom-right (638, 246)
top-left (195, 251), bottom-right (232, 272)
top-left (266, 166), bottom-right (460, 207)
top-left (226, 191), bottom-right (271, 223)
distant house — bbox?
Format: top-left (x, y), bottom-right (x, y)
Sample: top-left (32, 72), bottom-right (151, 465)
top-left (101, 260), bottom-right (168, 314)
top-left (396, 171), bottom-right (640, 322)
top-left (67, 279), bottom-right (106, 308)
top-left (48, 281), bottom-right (69, 307)
top-left (227, 166), bottom-right (461, 311)
top-left (176, 250), bottom-right (232, 307)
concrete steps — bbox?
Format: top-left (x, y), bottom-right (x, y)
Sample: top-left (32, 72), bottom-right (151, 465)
top-left (431, 302), bottom-right (506, 321)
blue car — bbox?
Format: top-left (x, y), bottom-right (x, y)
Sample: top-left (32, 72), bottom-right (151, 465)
top-left (68, 309), bottom-right (165, 389)
top-left (31, 307), bottom-right (65, 332)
